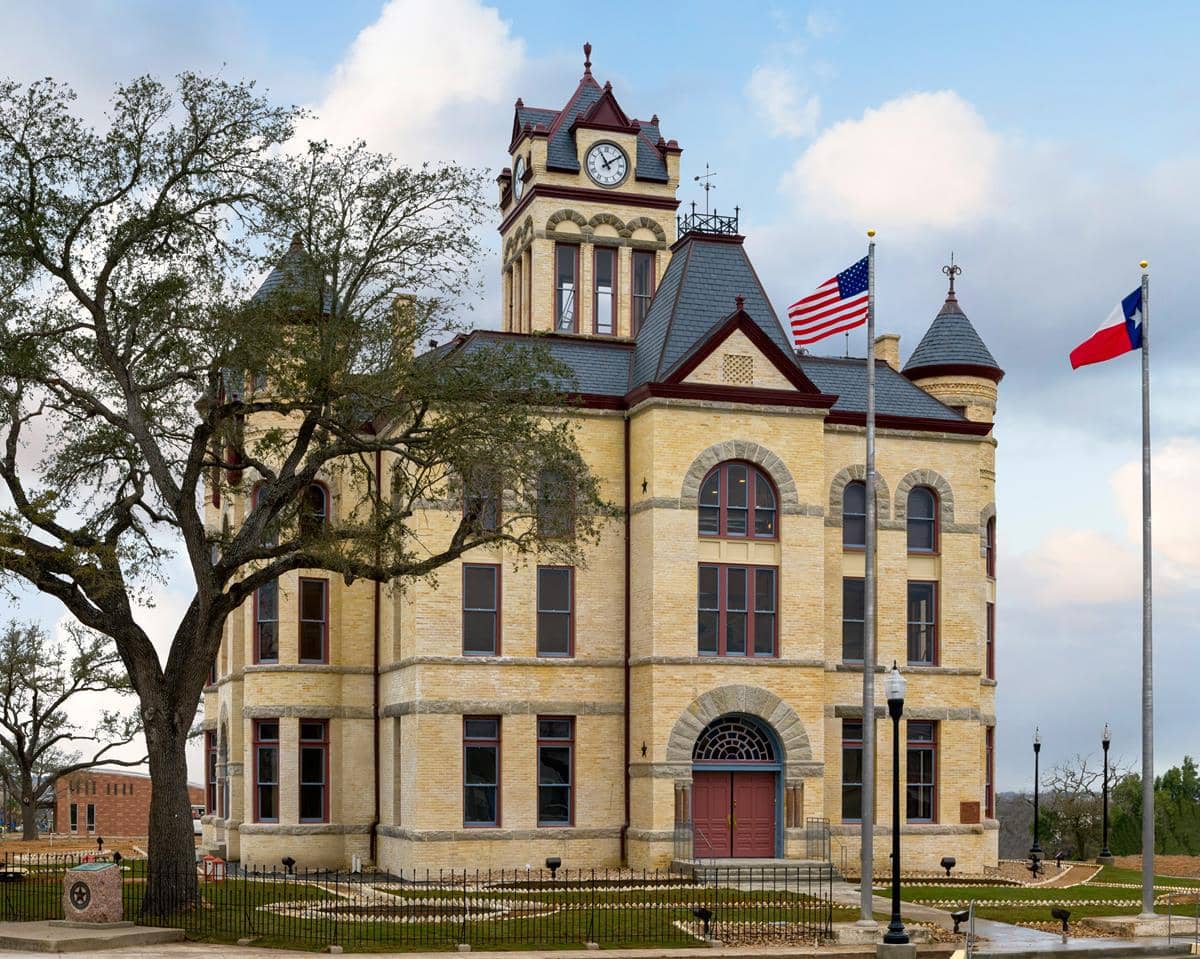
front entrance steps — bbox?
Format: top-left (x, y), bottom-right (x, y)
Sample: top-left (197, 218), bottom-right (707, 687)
top-left (671, 858), bottom-right (838, 883)
top-left (0, 920), bottom-right (184, 952)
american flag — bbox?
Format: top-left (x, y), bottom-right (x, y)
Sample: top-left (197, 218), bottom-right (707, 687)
top-left (787, 256), bottom-right (870, 347)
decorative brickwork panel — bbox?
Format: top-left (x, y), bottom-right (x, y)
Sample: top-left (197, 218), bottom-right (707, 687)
top-left (722, 353), bottom-right (754, 385)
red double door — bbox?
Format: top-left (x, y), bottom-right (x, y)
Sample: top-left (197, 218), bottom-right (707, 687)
top-left (692, 770), bottom-right (777, 858)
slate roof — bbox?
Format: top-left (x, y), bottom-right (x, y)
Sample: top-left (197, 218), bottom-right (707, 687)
top-left (632, 234), bottom-right (790, 386)
top-left (903, 293), bottom-right (1002, 377)
top-left (798, 356), bottom-right (966, 420)
top-left (454, 331), bottom-right (632, 397)
top-left (253, 235), bottom-right (312, 301)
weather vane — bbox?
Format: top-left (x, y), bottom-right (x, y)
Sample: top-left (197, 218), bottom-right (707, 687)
top-left (694, 163), bottom-right (716, 214)
top-left (942, 252), bottom-right (962, 295)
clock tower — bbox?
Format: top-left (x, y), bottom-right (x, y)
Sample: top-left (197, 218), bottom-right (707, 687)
top-left (497, 43), bottom-right (682, 338)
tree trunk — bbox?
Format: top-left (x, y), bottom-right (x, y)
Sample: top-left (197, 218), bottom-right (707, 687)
top-left (140, 710), bottom-right (198, 917)
top-left (20, 798), bottom-right (37, 841)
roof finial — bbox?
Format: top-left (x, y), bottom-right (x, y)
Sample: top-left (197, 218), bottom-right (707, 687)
top-left (942, 252), bottom-right (961, 299)
top-left (735, 295), bottom-right (745, 312)
top-left (583, 42), bottom-right (592, 77)
top-left (289, 231), bottom-right (304, 250)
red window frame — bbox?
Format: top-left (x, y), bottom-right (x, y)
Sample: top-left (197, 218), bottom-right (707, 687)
top-left (592, 245), bottom-right (617, 335)
top-left (554, 243), bottom-right (579, 333)
top-left (906, 720), bottom-right (938, 823)
top-left (205, 731), bottom-right (218, 815)
top-left (906, 580), bottom-right (938, 665)
top-left (536, 566), bottom-right (574, 658)
top-left (985, 516), bottom-right (996, 577)
top-left (842, 480), bottom-right (867, 550)
top-left (462, 564), bottom-right (501, 656)
top-left (253, 720), bottom-right (280, 823)
top-left (985, 726), bottom-right (995, 819)
top-left (986, 602), bottom-right (996, 679)
top-left (698, 563), bottom-right (778, 658)
top-left (299, 719), bottom-right (329, 824)
top-left (463, 472), bottom-right (501, 532)
top-left (842, 577), bottom-right (865, 663)
top-left (298, 577), bottom-right (329, 664)
top-left (253, 578), bottom-right (279, 664)
top-left (536, 716), bottom-right (574, 827)
top-left (906, 486), bottom-right (939, 554)
top-left (300, 482), bottom-right (329, 539)
top-left (841, 720), bottom-right (864, 823)
top-left (630, 250), bottom-right (655, 336)
top-left (697, 461), bottom-right (778, 540)
top-left (463, 716), bottom-right (501, 828)
top-left (536, 468), bottom-right (576, 539)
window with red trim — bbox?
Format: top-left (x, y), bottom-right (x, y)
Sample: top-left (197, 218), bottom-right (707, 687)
top-left (985, 726), bottom-right (995, 819)
top-left (593, 247), bottom-right (615, 335)
top-left (907, 487), bottom-right (938, 552)
top-left (631, 250), bottom-right (655, 336)
top-left (255, 579), bottom-right (279, 663)
top-left (698, 462), bottom-right (777, 539)
top-left (205, 731), bottom-right (218, 815)
top-left (254, 720), bottom-right (280, 822)
top-left (537, 468), bottom-right (575, 538)
top-left (299, 720), bottom-right (329, 823)
top-left (554, 244), bottom-right (578, 332)
top-left (463, 472), bottom-right (500, 532)
top-left (462, 564), bottom-right (499, 655)
top-left (841, 720), bottom-right (863, 822)
top-left (986, 601), bottom-right (995, 679)
top-left (906, 720), bottom-right (937, 822)
top-left (536, 566), bottom-right (573, 657)
top-left (842, 577), bottom-right (864, 662)
top-left (698, 564), bottom-right (777, 657)
top-left (843, 481), bottom-right (866, 548)
top-left (537, 717), bottom-right (573, 826)
top-left (907, 581), bottom-right (937, 665)
top-left (299, 578), bottom-right (328, 663)
top-left (300, 483), bottom-right (328, 539)
top-left (985, 516), bottom-right (996, 577)
top-left (463, 716), bottom-right (500, 827)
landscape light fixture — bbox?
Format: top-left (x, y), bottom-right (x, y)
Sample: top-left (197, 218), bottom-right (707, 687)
top-left (1030, 727), bottom-right (1043, 858)
top-left (282, 855), bottom-right (296, 876)
top-left (692, 906), bottom-right (713, 939)
top-left (940, 856), bottom-right (956, 878)
top-left (544, 856), bottom-right (561, 880)
top-left (883, 661), bottom-right (909, 946)
top-left (1051, 907), bottom-right (1071, 942)
top-left (950, 909), bottom-right (969, 935)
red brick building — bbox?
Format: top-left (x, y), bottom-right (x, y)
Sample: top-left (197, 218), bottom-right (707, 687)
top-left (55, 769), bottom-right (204, 837)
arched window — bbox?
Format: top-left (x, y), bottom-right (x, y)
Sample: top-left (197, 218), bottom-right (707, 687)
top-left (693, 715), bottom-right (777, 763)
top-left (299, 483), bottom-right (328, 538)
top-left (843, 480), bottom-right (866, 548)
top-left (698, 462), bottom-right (777, 539)
top-left (907, 487), bottom-right (938, 552)
top-left (985, 516), bottom-right (996, 577)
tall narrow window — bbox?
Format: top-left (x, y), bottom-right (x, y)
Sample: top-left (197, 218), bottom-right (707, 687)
top-left (254, 720), bottom-right (280, 822)
top-left (464, 471), bottom-right (500, 532)
top-left (986, 602), bottom-right (996, 679)
top-left (537, 566), bottom-right (573, 657)
top-left (843, 481), bottom-right (866, 548)
top-left (842, 578), bottom-right (865, 662)
top-left (299, 720), bottom-right (329, 823)
top-left (537, 468), bottom-right (574, 538)
top-left (86, 803), bottom-right (96, 833)
top-left (696, 462), bottom-right (778, 539)
top-left (985, 516), bottom-right (996, 577)
top-left (841, 720), bottom-right (863, 822)
top-left (697, 564), bottom-right (777, 658)
top-left (463, 716), bottom-right (500, 827)
top-left (906, 721), bottom-right (937, 822)
top-left (907, 581), bottom-right (937, 665)
top-left (631, 250), bottom-right (655, 335)
top-left (299, 578), bottom-right (328, 663)
top-left (463, 565), bottom-right (499, 655)
top-left (205, 732), bottom-right (218, 815)
top-left (555, 244), bottom-right (578, 332)
top-left (593, 247), bottom-right (615, 335)
top-left (537, 717), bottom-right (573, 826)
top-left (69, 803), bottom-right (78, 832)
top-left (985, 726), bottom-right (995, 819)
top-left (907, 487), bottom-right (938, 552)
top-left (300, 483), bottom-right (328, 539)
top-left (255, 579), bottom-right (279, 663)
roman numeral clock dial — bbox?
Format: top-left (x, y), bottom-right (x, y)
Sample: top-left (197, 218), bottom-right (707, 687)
top-left (585, 142), bottom-right (628, 187)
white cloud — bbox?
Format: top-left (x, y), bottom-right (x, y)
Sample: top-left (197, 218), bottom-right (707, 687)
top-left (806, 11), bottom-right (837, 39)
top-left (745, 66), bottom-right (820, 139)
top-left (296, 0), bottom-right (525, 169)
top-left (1112, 436), bottom-right (1200, 573)
top-left (1013, 529), bottom-right (1141, 605)
top-left (783, 90), bottom-right (1000, 230)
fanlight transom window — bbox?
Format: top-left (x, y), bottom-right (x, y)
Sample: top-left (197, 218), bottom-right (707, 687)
top-left (692, 715), bottom-right (777, 763)
top-left (698, 462), bottom-right (777, 539)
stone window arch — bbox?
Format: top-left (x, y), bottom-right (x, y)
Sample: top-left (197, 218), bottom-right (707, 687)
top-left (893, 468), bottom-right (955, 525)
top-left (588, 211), bottom-right (626, 233)
top-left (667, 684), bottom-right (812, 770)
top-left (680, 441), bottom-right (798, 510)
top-left (827, 464), bottom-right (891, 522)
top-left (623, 215), bottom-right (667, 242)
top-left (546, 209), bottom-right (587, 232)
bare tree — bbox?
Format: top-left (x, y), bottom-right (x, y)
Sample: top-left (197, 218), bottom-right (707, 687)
top-left (1043, 752), bottom-right (1131, 859)
top-left (0, 622), bottom-right (141, 840)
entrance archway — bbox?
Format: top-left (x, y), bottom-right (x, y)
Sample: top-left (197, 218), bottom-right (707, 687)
top-left (691, 715), bottom-right (780, 858)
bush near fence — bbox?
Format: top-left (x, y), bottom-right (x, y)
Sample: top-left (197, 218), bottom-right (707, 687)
top-left (0, 855), bottom-right (835, 951)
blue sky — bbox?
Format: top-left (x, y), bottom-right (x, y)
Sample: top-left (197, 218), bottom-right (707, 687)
top-left (3, 1), bottom-right (1198, 791)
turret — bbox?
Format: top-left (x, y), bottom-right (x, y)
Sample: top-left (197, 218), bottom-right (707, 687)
top-left (903, 259), bottom-right (1003, 423)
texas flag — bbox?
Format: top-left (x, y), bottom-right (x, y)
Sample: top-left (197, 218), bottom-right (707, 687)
top-left (1070, 288), bottom-right (1143, 369)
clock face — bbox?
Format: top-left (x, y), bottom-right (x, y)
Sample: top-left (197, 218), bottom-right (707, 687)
top-left (513, 156), bottom-right (525, 199)
top-left (585, 142), bottom-right (628, 187)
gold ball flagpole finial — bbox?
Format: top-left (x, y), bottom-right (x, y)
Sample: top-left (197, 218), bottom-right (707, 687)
top-left (867, 229), bottom-right (876, 238)
top-left (1140, 260), bottom-right (1149, 269)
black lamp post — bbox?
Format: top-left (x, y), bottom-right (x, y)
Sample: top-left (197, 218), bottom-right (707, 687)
top-left (1030, 727), bottom-right (1043, 860)
top-left (883, 662), bottom-right (909, 946)
top-left (1099, 723), bottom-right (1113, 863)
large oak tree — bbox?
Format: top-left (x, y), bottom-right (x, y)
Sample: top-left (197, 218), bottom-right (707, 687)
top-left (0, 74), bottom-right (605, 913)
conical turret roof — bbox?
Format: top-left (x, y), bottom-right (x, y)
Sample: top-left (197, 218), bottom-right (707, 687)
top-left (903, 289), bottom-right (1003, 383)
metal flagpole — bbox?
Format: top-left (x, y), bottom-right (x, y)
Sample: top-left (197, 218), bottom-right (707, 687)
top-left (1138, 261), bottom-right (1154, 918)
top-left (859, 230), bottom-right (878, 926)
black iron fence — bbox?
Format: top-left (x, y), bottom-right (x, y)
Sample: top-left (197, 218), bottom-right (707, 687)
top-left (0, 854), bottom-right (834, 949)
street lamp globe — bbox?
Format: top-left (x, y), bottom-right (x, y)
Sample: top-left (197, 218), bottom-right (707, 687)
top-left (885, 661), bottom-right (906, 703)
top-left (1103, 723), bottom-right (1111, 746)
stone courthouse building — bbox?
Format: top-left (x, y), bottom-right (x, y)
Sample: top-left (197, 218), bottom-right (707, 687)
top-left (202, 47), bottom-right (1003, 874)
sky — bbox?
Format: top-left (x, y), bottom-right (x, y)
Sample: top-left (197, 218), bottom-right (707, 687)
top-left (1, 0), bottom-right (1197, 793)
